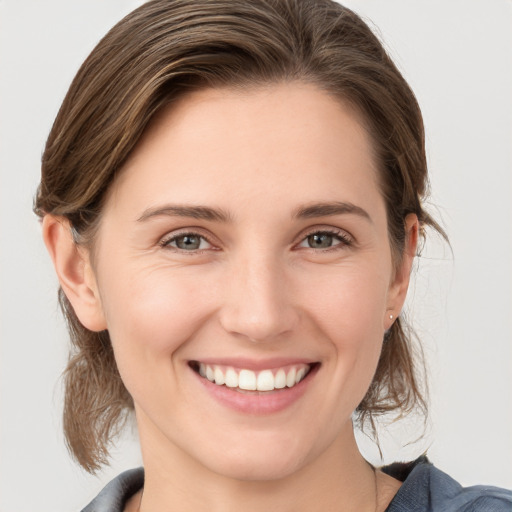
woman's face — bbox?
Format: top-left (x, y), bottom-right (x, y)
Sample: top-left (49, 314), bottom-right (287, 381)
top-left (84, 83), bottom-right (414, 480)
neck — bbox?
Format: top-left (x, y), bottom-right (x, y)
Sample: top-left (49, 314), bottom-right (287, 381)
top-left (136, 421), bottom-right (381, 512)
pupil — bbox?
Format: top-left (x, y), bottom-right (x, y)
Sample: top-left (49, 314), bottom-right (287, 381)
top-left (308, 233), bottom-right (333, 248)
top-left (177, 235), bottom-right (200, 250)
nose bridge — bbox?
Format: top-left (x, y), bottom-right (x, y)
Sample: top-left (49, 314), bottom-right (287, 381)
top-left (219, 247), bottom-right (298, 342)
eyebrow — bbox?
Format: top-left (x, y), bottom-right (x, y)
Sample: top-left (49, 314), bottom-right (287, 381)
top-left (137, 201), bottom-right (371, 223)
top-left (292, 201), bottom-right (372, 223)
top-left (137, 205), bottom-right (231, 223)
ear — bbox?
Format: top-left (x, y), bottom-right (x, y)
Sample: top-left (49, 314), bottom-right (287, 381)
top-left (42, 215), bottom-right (107, 332)
top-left (384, 213), bottom-right (419, 330)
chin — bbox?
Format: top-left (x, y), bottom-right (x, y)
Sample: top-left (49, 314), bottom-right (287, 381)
top-left (209, 451), bottom-right (307, 482)
top-left (195, 429), bottom-right (319, 482)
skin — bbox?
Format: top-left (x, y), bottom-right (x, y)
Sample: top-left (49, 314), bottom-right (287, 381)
top-left (43, 83), bottom-right (418, 511)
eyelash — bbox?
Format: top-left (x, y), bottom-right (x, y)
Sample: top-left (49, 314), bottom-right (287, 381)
top-left (297, 229), bottom-right (353, 252)
top-left (158, 228), bottom-right (353, 254)
top-left (159, 230), bottom-right (215, 254)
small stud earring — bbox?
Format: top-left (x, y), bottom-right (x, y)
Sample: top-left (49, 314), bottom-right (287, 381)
top-left (389, 314), bottom-right (393, 320)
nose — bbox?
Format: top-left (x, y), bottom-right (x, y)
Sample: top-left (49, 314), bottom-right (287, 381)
top-left (219, 252), bottom-right (299, 343)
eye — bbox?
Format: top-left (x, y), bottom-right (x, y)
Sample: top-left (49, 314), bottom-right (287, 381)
top-left (160, 232), bottom-right (213, 252)
top-left (298, 230), bottom-right (352, 250)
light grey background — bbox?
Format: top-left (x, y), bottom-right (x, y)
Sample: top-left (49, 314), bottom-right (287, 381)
top-left (1, 1), bottom-right (511, 511)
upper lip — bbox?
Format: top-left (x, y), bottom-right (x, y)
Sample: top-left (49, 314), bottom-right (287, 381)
top-left (189, 357), bottom-right (317, 371)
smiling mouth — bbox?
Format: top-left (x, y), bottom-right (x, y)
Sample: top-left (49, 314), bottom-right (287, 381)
top-left (189, 361), bottom-right (318, 392)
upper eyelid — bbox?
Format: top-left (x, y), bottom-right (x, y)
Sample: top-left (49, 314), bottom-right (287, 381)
top-left (296, 225), bottom-right (353, 242)
top-left (160, 227), bottom-right (214, 241)
top-left (159, 229), bottom-right (217, 251)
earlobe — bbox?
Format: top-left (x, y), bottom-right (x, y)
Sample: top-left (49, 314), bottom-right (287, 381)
top-left (384, 214), bottom-right (419, 330)
top-left (42, 215), bottom-right (107, 332)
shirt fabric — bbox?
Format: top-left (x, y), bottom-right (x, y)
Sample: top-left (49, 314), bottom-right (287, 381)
top-left (81, 457), bottom-right (512, 512)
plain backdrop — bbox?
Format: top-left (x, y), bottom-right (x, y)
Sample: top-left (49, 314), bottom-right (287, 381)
top-left (1, 1), bottom-right (511, 511)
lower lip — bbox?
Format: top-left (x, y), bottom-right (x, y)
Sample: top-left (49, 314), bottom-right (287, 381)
top-left (193, 365), bottom-right (319, 415)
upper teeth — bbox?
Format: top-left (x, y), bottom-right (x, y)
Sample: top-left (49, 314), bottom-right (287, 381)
top-left (198, 363), bottom-right (309, 391)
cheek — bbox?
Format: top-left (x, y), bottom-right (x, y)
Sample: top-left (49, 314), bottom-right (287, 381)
top-left (301, 264), bottom-right (390, 342)
top-left (97, 264), bottom-right (220, 370)
top-left (299, 265), bottom-right (389, 402)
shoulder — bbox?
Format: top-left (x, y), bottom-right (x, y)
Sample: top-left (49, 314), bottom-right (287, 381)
top-left (81, 468), bottom-right (144, 512)
top-left (384, 457), bottom-right (512, 512)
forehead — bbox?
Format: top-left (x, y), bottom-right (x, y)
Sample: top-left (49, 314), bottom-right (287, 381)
top-left (105, 82), bottom-right (383, 222)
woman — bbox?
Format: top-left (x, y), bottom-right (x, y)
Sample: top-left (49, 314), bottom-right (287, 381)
top-left (33, 0), bottom-right (511, 511)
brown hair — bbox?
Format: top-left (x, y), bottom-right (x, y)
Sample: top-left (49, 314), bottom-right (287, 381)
top-left (34, 0), bottom-right (445, 473)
